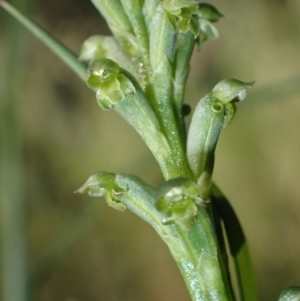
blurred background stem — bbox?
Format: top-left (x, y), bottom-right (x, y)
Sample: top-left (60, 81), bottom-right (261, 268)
top-left (0, 0), bottom-right (32, 300)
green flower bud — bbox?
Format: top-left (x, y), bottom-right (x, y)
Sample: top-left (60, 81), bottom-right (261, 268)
top-left (162, 0), bottom-right (199, 36)
top-left (156, 178), bottom-right (205, 230)
top-left (198, 3), bottom-right (223, 23)
top-left (87, 58), bottom-right (120, 88)
top-left (75, 171), bottom-right (126, 211)
top-left (194, 4), bottom-right (223, 47)
top-left (86, 58), bottom-right (136, 110)
top-left (278, 286), bottom-right (300, 301)
top-left (162, 1), bottom-right (223, 41)
top-left (177, 8), bottom-right (191, 33)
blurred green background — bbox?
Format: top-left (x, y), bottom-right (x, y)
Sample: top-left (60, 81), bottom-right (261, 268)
top-left (1, 0), bottom-right (300, 300)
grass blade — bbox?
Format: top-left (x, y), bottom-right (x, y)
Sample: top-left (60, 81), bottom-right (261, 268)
top-left (0, 1), bottom-right (87, 81)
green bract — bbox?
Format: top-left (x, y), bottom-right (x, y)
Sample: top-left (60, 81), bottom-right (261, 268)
top-left (212, 78), bottom-right (255, 103)
top-left (156, 177), bottom-right (205, 229)
top-left (187, 79), bottom-right (254, 198)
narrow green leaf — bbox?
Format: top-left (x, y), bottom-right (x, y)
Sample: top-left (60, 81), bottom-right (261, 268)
top-left (0, 1), bottom-right (87, 81)
top-left (212, 184), bottom-right (259, 301)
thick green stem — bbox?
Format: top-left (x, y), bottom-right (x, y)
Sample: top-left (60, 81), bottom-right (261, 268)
top-left (171, 209), bottom-right (234, 301)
